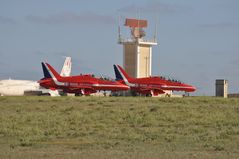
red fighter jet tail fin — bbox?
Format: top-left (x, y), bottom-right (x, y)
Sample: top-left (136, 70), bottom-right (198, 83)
top-left (42, 62), bottom-right (65, 86)
top-left (44, 63), bottom-right (61, 79)
top-left (113, 65), bottom-right (135, 86)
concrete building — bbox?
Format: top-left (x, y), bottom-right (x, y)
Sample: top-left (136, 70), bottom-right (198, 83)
top-left (215, 79), bottom-right (228, 98)
top-left (118, 18), bottom-right (157, 78)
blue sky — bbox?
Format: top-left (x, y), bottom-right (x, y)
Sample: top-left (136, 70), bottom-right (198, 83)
top-left (0, 0), bottom-right (239, 95)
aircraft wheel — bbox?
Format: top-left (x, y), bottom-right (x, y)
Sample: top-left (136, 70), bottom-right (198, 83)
top-left (146, 93), bottom-right (152, 97)
top-left (166, 93), bottom-right (171, 97)
top-left (75, 93), bottom-right (82, 96)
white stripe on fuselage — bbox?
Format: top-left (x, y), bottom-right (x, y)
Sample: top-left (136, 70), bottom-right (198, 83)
top-left (92, 84), bottom-right (128, 88)
top-left (161, 85), bottom-right (192, 89)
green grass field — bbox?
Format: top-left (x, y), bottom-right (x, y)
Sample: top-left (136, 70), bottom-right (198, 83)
top-left (0, 96), bottom-right (239, 159)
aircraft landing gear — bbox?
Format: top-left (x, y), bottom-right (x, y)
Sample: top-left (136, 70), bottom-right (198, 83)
top-left (75, 93), bottom-right (83, 96)
top-left (184, 92), bottom-right (189, 97)
top-left (146, 93), bottom-right (152, 97)
top-left (103, 91), bottom-right (106, 96)
top-left (165, 93), bottom-right (171, 97)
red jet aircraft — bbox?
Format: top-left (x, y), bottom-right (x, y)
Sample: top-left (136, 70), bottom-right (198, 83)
top-left (113, 65), bottom-right (196, 96)
top-left (38, 62), bottom-right (129, 96)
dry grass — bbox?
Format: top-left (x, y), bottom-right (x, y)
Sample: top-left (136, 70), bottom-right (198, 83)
top-left (0, 96), bottom-right (239, 158)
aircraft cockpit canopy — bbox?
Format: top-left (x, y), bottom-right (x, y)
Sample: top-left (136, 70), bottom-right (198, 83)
top-left (159, 76), bottom-right (183, 84)
top-left (92, 74), bottom-right (116, 82)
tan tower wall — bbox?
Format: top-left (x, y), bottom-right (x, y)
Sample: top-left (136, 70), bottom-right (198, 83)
top-left (123, 42), bottom-right (153, 78)
top-left (138, 45), bottom-right (151, 78)
top-left (124, 44), bottom-right (137, 77)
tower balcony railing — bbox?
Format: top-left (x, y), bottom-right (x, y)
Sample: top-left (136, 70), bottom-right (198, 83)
top-left (118, 37), bottom-right (157, 44)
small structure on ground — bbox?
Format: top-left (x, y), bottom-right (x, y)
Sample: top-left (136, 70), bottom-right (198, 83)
top-left (215, 79), bottom-right (228, 98)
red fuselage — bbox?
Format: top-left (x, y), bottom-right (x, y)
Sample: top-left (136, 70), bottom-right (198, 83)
top-left (39, 75), bottom-right (129, 95)
top-left (124, 76), bottom-right (196, 95)
top-left (114, 64), bottom-right (196, 95)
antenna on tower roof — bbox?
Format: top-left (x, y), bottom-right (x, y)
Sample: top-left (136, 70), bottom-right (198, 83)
top-left (137, 8), bottom-right (140, 28)
top-left (118, 14), bottom-right (122, 43)
top-left (154, 13), bottom-right (159, 43)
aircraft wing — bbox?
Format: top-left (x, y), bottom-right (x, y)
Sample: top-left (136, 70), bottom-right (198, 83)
top-left (63, 85), bottom-right (96, 95)
top-left (64, 84), bottom-right (93, 90)
top-left (138, 86), bottom-right (165, 95)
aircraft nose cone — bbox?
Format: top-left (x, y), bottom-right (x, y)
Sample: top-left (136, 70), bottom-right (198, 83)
top-left (189, 86), bottom-right (196, 92)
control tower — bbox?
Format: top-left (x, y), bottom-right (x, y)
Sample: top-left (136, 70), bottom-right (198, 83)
top-left (118, 18), bottom-right (158, 78)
